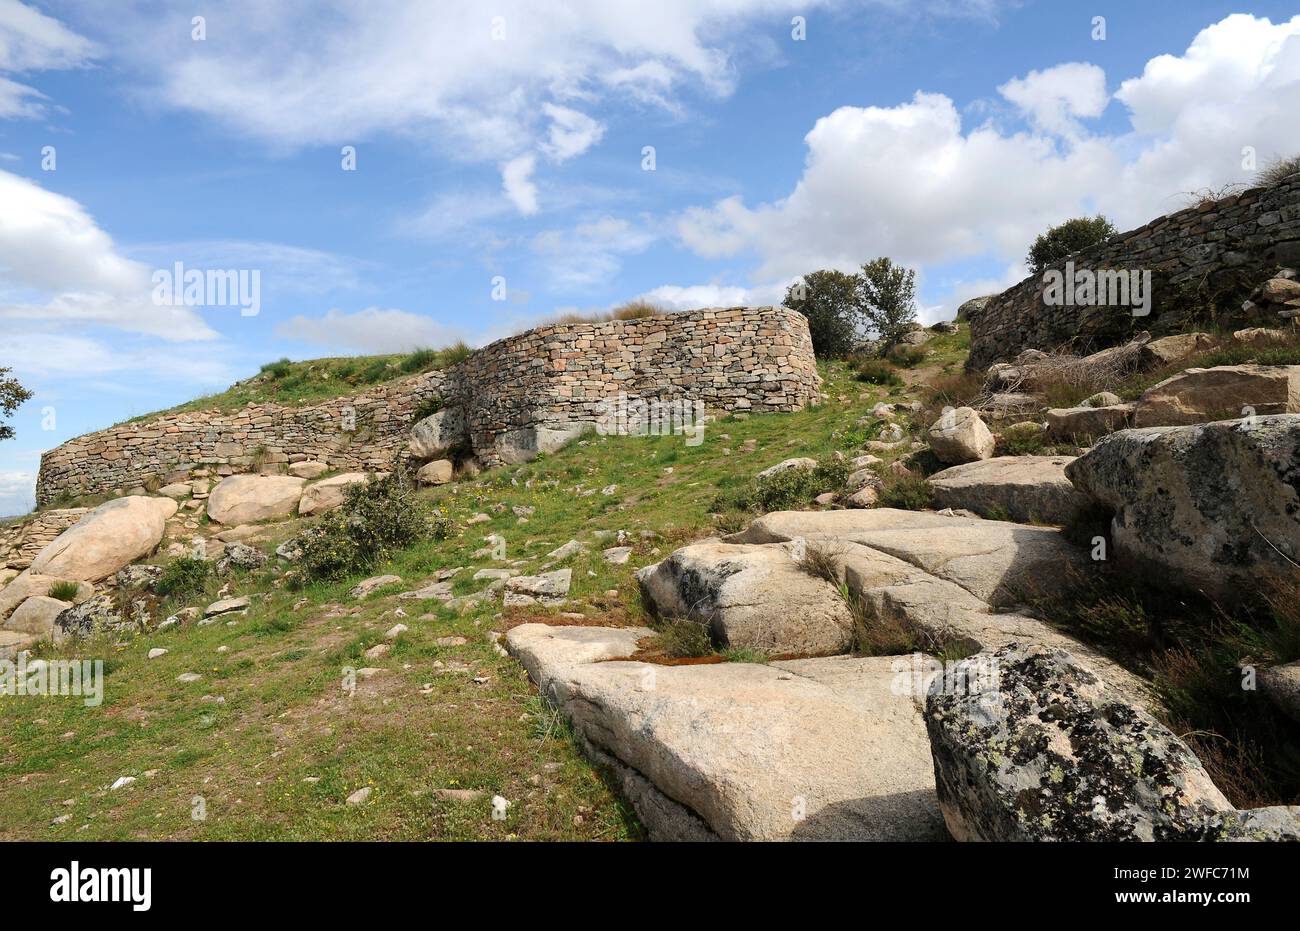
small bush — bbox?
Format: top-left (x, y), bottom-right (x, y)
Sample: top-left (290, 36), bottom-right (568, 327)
top-left (855, 360), bottom-right (903, 387)
top-left (887, 344), bottom-right (926, 367)
top-left (48, 580), bottom-right (80, 601)
top-left (412, 395), bottom-right (443, 422)
top-left (1026, 216), bottom-right (1118, 275)
top-left (999, 423), bottom-right (1047, 456)
top-left (713, 459), bottom-right (850, 514)
top-left (651, 620), bottom-right (715, 658)
top-left (797, 544), bottom-right (843, 585)
top-left (260, 358), bottom-right (293, 379)
top-left (155, 558), bottom-right (210, 597)
top-left (441, 341), bottom-right (473, 366)
top-left (875, 474), bottom-right (933, 510)
top-left (401, 347), bottom-right (439, 373)
top-left (610, 299), bottom-right (663, 321)
top-left (298, 474), bottom-right (443, 581)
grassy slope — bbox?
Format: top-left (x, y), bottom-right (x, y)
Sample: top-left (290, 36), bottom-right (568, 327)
top-left (125, 345), bottom-right (469, 422)
top-left (1, 338), bottom-right (951, 840)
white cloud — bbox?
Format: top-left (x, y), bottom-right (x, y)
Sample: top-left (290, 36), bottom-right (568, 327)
top-left (0, 0), bottom-right (95, 119)
top-left (275, 307), bottom-right (468, 354)
top-left (502, 154), bottom-right (540, 216)
top-left (0, 170), bottom-right (217, 340)
top-left (541, 104), bottom-right (605, 162)
top-left (674, 14), bottom-right (1300, 294)
top-left (998, 62), bottom-right (1108, 139)
top-left (531, 216), bottom-right (656, 289)
top-left (2, 331), bottom-right (234, 383)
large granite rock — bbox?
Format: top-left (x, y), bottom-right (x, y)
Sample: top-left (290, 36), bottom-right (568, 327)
top-left (1045, 404), bottom-right (1133, 442)
top-left (637, 539), bottom-right (854, 655)
top-left (409, 407), bottom-right (467, 460)
top-left (1138, 332), bottom-right (1214, 369)
top-left (206, 475), bottom-right (305, 525)
top-left (298, 473), bottom-right (369, 516)
top-left (28, 496), bottom-right (177, 582)
top-left (5, 595), bottom-right (72, 638)
top-left (929, 455), bottom-right (1088, 525)
top-left (1258, 660), bottom-right (1300, 725)
top-left (0, 573), bottom-right (91, 622)
top-left (507, 623), bottom-right (948, 841)
top-left (1066, 415), bottom-right (1300, 599)
top-left (927, 407), bottom-right (995, 464)
top-left (1132, 365), bottom-right (1300, 427)
top-left (925, 643), bottom-right (1233, 841)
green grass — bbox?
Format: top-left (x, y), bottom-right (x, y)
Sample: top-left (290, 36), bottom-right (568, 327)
top-left (123, 345), bottom-right (471, 422)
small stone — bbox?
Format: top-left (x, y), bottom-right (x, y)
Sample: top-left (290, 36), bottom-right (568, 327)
top-left (346, 786), bottom-right (372, 806)
top-left (147, 648), bottom-right (168, 659)
top-left (176, 672), bottom-right (201, 683)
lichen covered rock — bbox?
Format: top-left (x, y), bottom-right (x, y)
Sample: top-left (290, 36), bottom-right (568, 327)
top-left (924, 643), bottom-right (1232, 841)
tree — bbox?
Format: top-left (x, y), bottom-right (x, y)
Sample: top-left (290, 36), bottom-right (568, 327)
top-left (0, 367), bottom-right (32, 441)
top-left (1026, 215), bottom-right (1117, 274)
top-left (784, 269), bottom-right (863, 359)
top-left (858, 257), bottom-right (918, 348)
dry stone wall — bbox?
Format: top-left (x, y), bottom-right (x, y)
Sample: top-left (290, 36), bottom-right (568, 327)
top-left (968, 175), bottom-right (1300, 371)
top-left (0, 508), bottom-right (89, 570)
top-left (35, 372), bottom-right (448, 506)
top-left (36, 306), bottom-right (820, 503)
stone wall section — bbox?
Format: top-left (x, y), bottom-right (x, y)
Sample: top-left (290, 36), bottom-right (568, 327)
top-left (35, 306), bottom-right (821, 502)
top-left (967, 175), bottom-right (1300, 370)
top-left (0, 508), bottom-right (89, 570)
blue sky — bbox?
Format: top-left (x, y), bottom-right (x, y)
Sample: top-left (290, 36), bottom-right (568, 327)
top-left (2, 0), bottom-right (1299, 515)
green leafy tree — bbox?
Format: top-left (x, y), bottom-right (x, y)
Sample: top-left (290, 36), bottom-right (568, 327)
top-left (1026, 215), bottom-right (1118, 274)
top-left (858, 257), bottom-right (918, 349)
top-left (0, 367), bottom-right (32, 441)
top-left (784, 269), bottom-right (863, 359)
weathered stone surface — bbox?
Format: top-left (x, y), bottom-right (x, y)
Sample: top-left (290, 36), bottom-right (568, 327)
top-left (507, 623), bottom-right (949, 841)
top-left (503, 569), bottom-right (571, 607)
top-left (215, 542), bottom-right (268, 574)
top-left (927, 407), bottom-right (995, 464)
top-left (0, 573), bottom-right (90, 622)
top-left (414, 459), bottom-right (454, 486)
top-left (1139, 332), bottom-right (1214, 368)
top-left (206, 475), bottom-right (305, 525)
top-left (1046, 404), bottom-right (1133, 441)
top-left (28, 497), bottom-right (177, 582)
top-left (1233, 327), bottom-right (1290, 347)
top-left (929, 456), bottom-right (1088, 525)
top-left (298, 472), bottom-right (369, 516)
top-left (349, 575), bottom-right (402, 599)
top-left (1258, 660), bottom-right (1300, 725)
top-left (1066, 415), bottom-right (1300, 599)
top-left (1132, 365), bottom-right (1300, 427)
top-left (56, 594), bottom-right (124, 639)
top-left (409, 407), bottom-right (467, 460)
top-left (726, 508), bottom-right (982, 545)
top-left (756, 457), bottom-right (817, 479)
top-left (204, 595), bottom-right (250, 617)
top-left (5, 595), bottom-right (72, 638)
top-left (287, 460), bottom-right (329, 479)
top-left (925, 643), bottom-right (1232, 841)
top-left (637, 539), bottom-right (854, 655)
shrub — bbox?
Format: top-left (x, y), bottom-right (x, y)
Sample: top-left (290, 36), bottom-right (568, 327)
top-left (713, 459), bottom-right (850, 514)
top-left (48, 580), bottom-right (80, 601)
top-left (155, 558), bottom-right (210, 597)
top-left (854, 359), bottom-right (903, 387)
top-left (650, 620), bottom-right (715, 658)
top-left (441, 340), bottom-right (473, 365)
top-left (401, 347), bottom-right (439, 373)
top-left (0, 366), bottom-right (33, 442)
top-left (999, 423), bottom-right (1047, 456)
top-left (876, 474), bottom-right (933, 510)
top-left (887, 344), bottom-right (926, 367)
top-left (298, 474), bottom-right (444, 581)
top-left (784, 270), bottom-right (863, 359)
top-left (1026, 216), bottom-right (1118, 275)
top-left (412, 395), bottom-right (443, 422)
top-left (260, 357), bottom-right (293, 379)
top-left (610, 299), bottom-right (663, 320)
